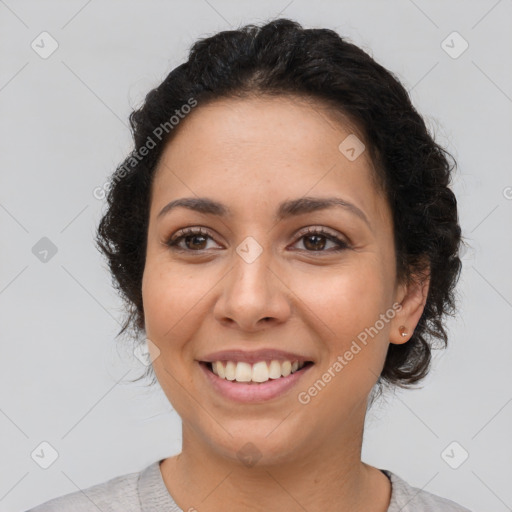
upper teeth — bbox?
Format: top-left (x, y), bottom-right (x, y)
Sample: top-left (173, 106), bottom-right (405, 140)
top-left (211, 360), bottom-right (306, 383)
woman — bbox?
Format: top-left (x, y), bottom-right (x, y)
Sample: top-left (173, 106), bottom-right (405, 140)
top-left (28, 18), bottom-right (471, 512)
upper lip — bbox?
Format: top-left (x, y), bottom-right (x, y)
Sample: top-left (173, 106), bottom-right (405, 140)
top-left (199, 349), bottom-right (314, 364)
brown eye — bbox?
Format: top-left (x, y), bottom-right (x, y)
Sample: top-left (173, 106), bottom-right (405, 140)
top-left (294, 227), bottom-right (349, 253)
top-left (182, 233), bottom-right (208, 250)
top-left (302, 233), bottom-right (328, 251)
top-left (166, 227), bottom-right (217, 252)
top-left (166, 226), bottom-right (349, 254)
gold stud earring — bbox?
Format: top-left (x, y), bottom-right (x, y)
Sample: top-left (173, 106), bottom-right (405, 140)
top-left (399, 325), bottom-right (408, 338)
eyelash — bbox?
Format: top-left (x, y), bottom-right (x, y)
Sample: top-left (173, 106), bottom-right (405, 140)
top-left (165, 226), bottom-right (350, 254)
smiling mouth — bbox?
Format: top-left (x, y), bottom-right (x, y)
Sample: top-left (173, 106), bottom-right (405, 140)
top-left (201, 360), bottom-right (314, 384)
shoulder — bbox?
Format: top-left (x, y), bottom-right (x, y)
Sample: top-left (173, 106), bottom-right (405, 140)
top-left (25, 467), bottom-right (142, 512)
top-left (382, 469), bottom-right (473, 512)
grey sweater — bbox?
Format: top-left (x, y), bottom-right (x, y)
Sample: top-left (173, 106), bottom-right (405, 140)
top-left (26, 460), bottom-right (472, 511)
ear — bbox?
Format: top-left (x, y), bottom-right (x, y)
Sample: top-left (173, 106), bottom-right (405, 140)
top-left (389, 267), bottom-right (430, 345)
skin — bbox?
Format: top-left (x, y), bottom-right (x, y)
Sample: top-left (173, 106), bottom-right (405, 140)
top-left (141, 95), bottom-right (430, 512)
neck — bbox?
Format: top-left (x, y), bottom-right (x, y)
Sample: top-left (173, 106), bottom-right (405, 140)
top-left (160, 420), bottom-right (391, 512)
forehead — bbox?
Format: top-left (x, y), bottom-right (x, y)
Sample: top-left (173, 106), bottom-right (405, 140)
top-left (157, 95), bottom-right (365, 167)
top-left (150, 96), bottom-right (387, 225)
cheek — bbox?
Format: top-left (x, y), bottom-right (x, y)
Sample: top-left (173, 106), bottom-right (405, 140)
top-left (141, 263), bottom-right (207, 343)
top-left (298, 266), bottom-right (392, 411)
top-left (299, 262), bottom-right (390, 337)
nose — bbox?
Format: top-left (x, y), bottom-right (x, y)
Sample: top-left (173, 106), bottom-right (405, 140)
top-left (213, 245), bottom-right (292, 332)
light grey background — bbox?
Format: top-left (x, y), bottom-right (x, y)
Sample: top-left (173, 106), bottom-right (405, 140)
top-left (1, 1), bottom-right (511, 511)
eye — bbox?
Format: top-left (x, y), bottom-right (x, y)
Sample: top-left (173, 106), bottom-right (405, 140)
top-left (165, 226), bottom-right (349, 254)
top-left (166, 227), bottom-right (219, 252)
top-left (291, 226), bottom-right (349, 253)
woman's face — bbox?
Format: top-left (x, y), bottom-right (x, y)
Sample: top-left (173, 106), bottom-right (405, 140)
top-left (142, 96), bottom-right (426, 465)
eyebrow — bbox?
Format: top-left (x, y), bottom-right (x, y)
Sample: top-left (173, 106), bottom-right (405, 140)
top-left (157, 196), bottom-right (370, 228)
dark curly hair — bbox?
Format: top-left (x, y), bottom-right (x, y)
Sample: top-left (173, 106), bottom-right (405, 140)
top-left (96, 18), bottom-right (462, 393)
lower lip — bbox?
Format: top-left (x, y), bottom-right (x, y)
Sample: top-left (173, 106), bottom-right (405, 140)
top-left (199, 362), bottom-right (314, 403)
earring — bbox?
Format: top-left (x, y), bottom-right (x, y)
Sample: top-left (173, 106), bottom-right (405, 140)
top-left (398, 325), bottom-right (408, 338)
